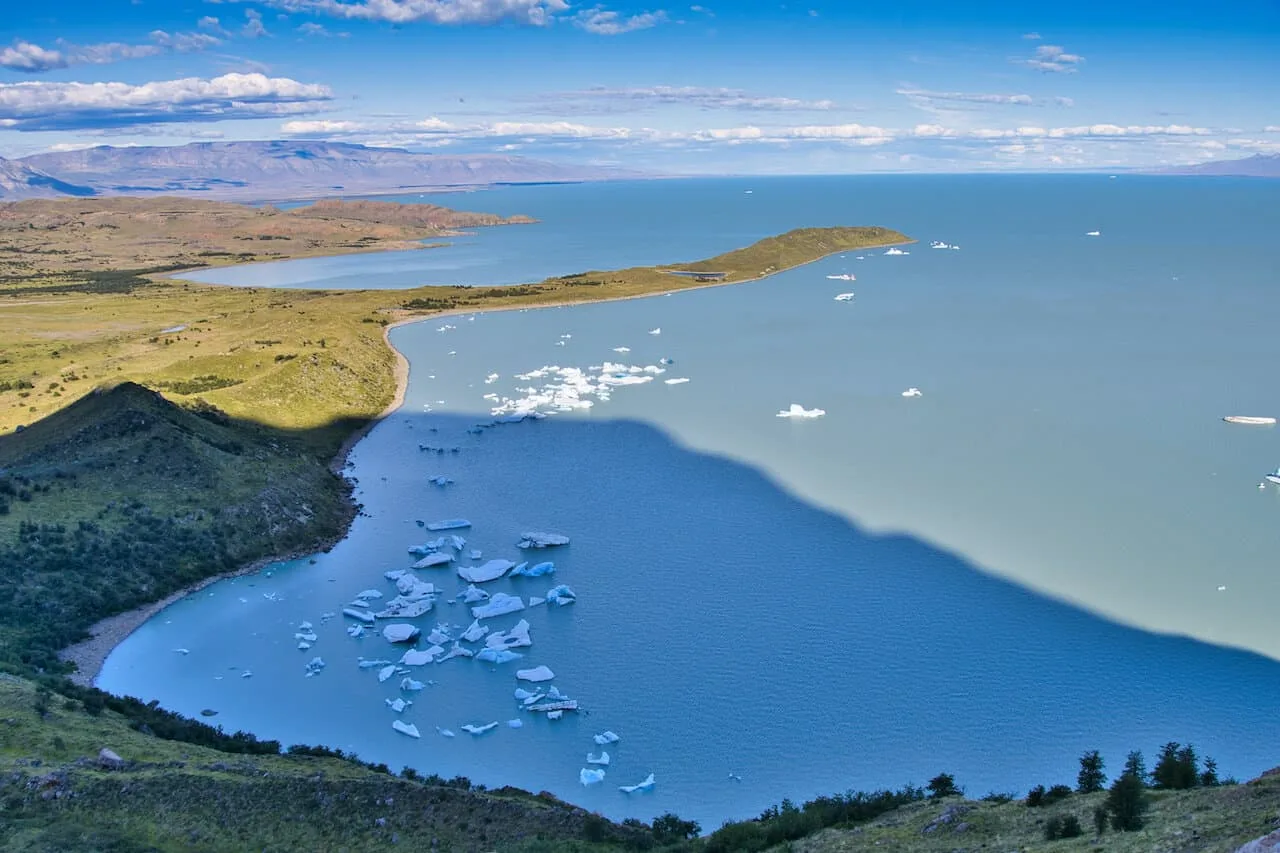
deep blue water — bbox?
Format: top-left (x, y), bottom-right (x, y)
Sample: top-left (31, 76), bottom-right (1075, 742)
top-left (104, 175), bottom-right (1280, 827)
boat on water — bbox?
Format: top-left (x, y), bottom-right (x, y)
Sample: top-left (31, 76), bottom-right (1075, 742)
top-left (1224, 416), bottom-right (1277, 425)
top-left (1266, 469), bottom-right (1280, 486)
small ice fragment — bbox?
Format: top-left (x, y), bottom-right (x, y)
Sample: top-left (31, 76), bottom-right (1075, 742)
top-left (427, 626), bottom-right (453, 646)
top-left (436, 727), bottom-right (455, 738)
top-left (1217, 585), bottom-right (1227, 591)
top-left (305, 657), bottom-right (326, 676)
top-left (545, 584), bottom-right (577, 606)
top-left (580, 768), bottom-right (606, 785)
top-left (516, 665), bottom-right (555, 682)
top-left (514, 688), bottom-right (535, 701)
top-left (438, 642), bottom-right (474, 662)
top-left (664, 378), bottom-right (690, 385)
top-left (776, 403), bottom-right (825, 419)
top-left (587, 751), bottom-right (611, 766)
top-left (1086, 230), bottom-right (1101, 237)
top-left (522, 692), bottom-right (546, 706)
top-left (471, 593), bottom-right (525, 619)
top-left (425, 519), bottom-right (471, 531)
top-left (173, 648), bottom-right (190, 655)
top-left (529, 597), bottom-right (546, 607)
top-left (385, 698), bottom-right (411, 713)
top-left (358, 658), bottom-right (392, 669)
top-left (378, 665), bottom-right (397, 683)
top-left (413, 552), bottom-right (453, 569)
top-left (392, 720), bottom-right (421, 739)
top-left (241, 671), bottom-right (253, 678)
top-left (297, 641), bottom-right (312, 650)
top-left (346, 625), bottom-right (365, 638)
top-left (508, 719), bottom-right (523, 729)
top-left (469, 549), bottom-right (483, 560)
top-left (343, 608), bottom-right (376, 624)
top-left (619, 773), bottom-right (656, 794)
top-left (649, 328), bottom-right (661, 335)
top-left (477, 648), bottom-right (524, 663)
top-left (884, 247), bottom-right (908, 255)
top-left (458, 559), bottom-right (516, 584)
top-left (613, 347), bottom-right (631, 353)
top-left (593, 731), bottom-right (620, 745)
top-left (461, 620), bottom-right (489, 643)
top-left (485, 373), bottom-right (500, 384)
top-left (400, 677), bottom-right (425, 692)
top-left (461, 722), bottom-right (499, 735)
top-left (400, 648), bottom-right (437, 666)
top-left (517, 532), bottom-right (570, 549)
top-left (460, 584), bottom-right (489, 604)
top-left (833, 292), bottom-right (855, 302)
top-left (901, 387), bottom-right (923, 398)
top-left (547, 710), bottom-right (563, 720)
top-left (299, 621), bottom-right (313, 630)
top-left (382, 624), bottom-right (421, 644)
top-left (355, 589), bottom-right (383, 600)
top-left (511, 561), bottom-right (555, 578)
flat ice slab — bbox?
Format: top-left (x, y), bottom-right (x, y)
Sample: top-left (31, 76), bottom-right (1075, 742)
top-left (833, 292), bottom-right (855, 302)
top-left (580, 768), bottom-right (606, 785)
top-left (413, 553), bottom-right (453, 569)
top-left (471, 593), bottom-right (525, 619)
top-left (461, 722), bottom-right (499, 735)
top-left (587, 751), bottom-right (611, 766)
top-left (516, 665), bottom-right (555, 683)
top-left (545, 584), bottom-right (577, 606)
top-left (382, 624), bottom-right (421, 644)
top-left (517, 532), bottom-right (570, 549)
top-left (777, 403), bottom-right (826, 419)
top-left (425, 519), bottom-right (471, 531)
top-left (619, 773), bottom-right (656, 793)
top-left (342, 608), bottom-right (376, 624)
top-left (510, 561), bottom-right (555, 578)
top-left (593, 730), bottom-right (621, 745)
top-left (392, 720), bottom-right (421, 739)
top-left (486, 619), bottom-right (532, 650)
top-left (458, 559), bottom-right (516, 584)
top-left (461, 619), bottom-right (489, 642)
top-left (385, 698), bottom-right (410, 713)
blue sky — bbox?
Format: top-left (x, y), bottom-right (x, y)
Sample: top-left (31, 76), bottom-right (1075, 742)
top-left (2, 0), bottom-right (1277, 172)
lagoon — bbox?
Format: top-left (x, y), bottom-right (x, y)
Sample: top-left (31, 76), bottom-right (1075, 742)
top-left (103, 175), bottom-right (1280, 826)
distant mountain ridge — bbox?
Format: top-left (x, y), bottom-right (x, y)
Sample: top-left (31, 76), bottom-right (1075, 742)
top-left (3, 141), bottom-right (638, 201)
top-left (1157, 153), bottom-right (1280, 177)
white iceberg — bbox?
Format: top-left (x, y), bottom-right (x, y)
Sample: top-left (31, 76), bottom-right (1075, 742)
top-left (827, 273), bottom-right (855, 281)
top-left (486, 619), bottom-right (532, 650)
top-left (413, 553), bottom-right (453, 569)
top-left (587, 751), bottom-right (611, 766)
top-left (342, 608), bottom-right (376, 624)
top-left (461, 722), bottom-right (499, 735)
top-left (485, 373), bottom-right (500, 384)
top-left (305, 657), bottom-right (326, 676)
top-left (436, 727), bottom-right (455, 738)
top-left (382, 624), bottom-right (421, 644)
top-left (460, 620), bottom-right (489, 643)
top-left (508, 719), bottom-right (523, 729)
top-left (426, 626), bottom-right (453, 646)
top-left (358, 658), bottom-right (392, 669)
top-left (510, 561), bottom-right (555, 578)
top-left (437, 642), bottom-right (474, 662)
top-left (514, 688), bottom-right (536, 701)
top-left (517, 532), bottom-right (570, 549)
top-left (649, 327), bottom-right (661, 335)
top-left (400, 677), bottom-right (425, 692)
top-left (593, 731), bottom-right (621, 745)
top-left (399, 648), bottom-right (439, 666)
top-left (458, 559), bottom-right (516, 584)
top-left (833, 292), bottom-right (855, 302)
top-left (1086, 230), bottom-right (1101, 237)
top-left (297, 641), bottom-right (312, 650)
top-left (355, 589), bottom-right (383, 600)
top-left (384, 569), bottom-right (408, 581)
top-left (545, 585), bottom-right (577, 606)
top-left (612, 346), bottom-right (631, 353)
top-left (375, 599), bottom-right (433, 619)
top-left (476, 648), bottom-right (524, 663)
top-left (346, 625), bottom-right (365, 638)
top-left (516, 665), bottom-right (556, 683)
top-left (884, 247), bottom-right (908, 255)
top-left (580, 768), bottom-right (606, 786)
top-left (471, 593), bottom-right (526, 619)
top-left (776, 403), bottom-right (826, 419)
top-left (378, 665), bottom-right (397, 683)
top-left (469, 549), bottom-right (482, 560)
top-left (425, 519), bottom-right (471, 531)
top-left (385, 697), bottom-right (411, 713)
top-left (901, 387), bottom-right (923, 398)
top-left (619, 773), bottom-right (656, 794)
top-left (392, 720), bottom-right (421, 739)
top-left (528, 596), bottom-right (546, 607)
top-left (664, 377), bottom-right (690, 385)
top-left (460, 585), bottom-right (489, 604)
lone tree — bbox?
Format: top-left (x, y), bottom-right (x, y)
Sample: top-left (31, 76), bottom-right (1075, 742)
top-left (1105, 768), bottom-right (1149, 831)
top-left (1122, 750), bottom-right (1148, 785)
top-left (1077, 750), bottom-right (1107, 794)
top-left (1200, 756), bottom-right (1220, 788)
top-left (927, 773), bottom-right (962, 799)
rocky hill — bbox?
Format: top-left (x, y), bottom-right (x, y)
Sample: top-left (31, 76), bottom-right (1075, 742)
top-left (1158, 153), bottom-right (1280, 177)
top-left (0, 156), bottom-right (96, 201)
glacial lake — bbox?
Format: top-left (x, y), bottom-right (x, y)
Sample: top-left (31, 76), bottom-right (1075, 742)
top-left (105, 175), bottom-right (1280, 826)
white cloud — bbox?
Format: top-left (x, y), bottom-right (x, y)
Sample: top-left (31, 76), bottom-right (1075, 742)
top-left (898, 88), bottom-right (1036, 108)
top-left (1265, 126), bottom-right (1280, 133)
top-left (1023, 32), bottom-right (1042, 39)
top-left (1017, 44), bottom-right (1084, 73)
top-left (540, 85), bottom-right (835, 112)
top-left (251, 0), bottom-right (571, 26)
top-left (242, 9), bottom-right (270, 37)
top-left (281, 119), bottom-right (364, 133)
top-left (691, 123), bottom-right (894, 144)
top-left (1, 31), bottom-right (220, 74)
top-left (0, 41), bottom-right (67, 73)
top-left (0, 73), bottom-right (333, 131)
top-left (297, 21), bottom-right (343, 35)
top-left (574, 7), bottom-right (667, 34)
top-left (198, 16), bottom-right (232, 36)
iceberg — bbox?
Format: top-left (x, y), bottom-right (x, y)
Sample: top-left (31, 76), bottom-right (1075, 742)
top-left (400, 677), bottom-right (425, 692)
top-left (378, 665), bottom-right (397, 683)
top-left (413, 553), bottom-right (453, 569)
top-left (486, 619), bottom-right (533, 650)
top-left (460, 585), bottom-right (489, 604)
top-left (516, 665), bottom-right (555, 682)
top-left (649, 327), bottom-right (661, 335)
top-left (469, 549), bottom-right (483, 560)
top-left (580, 768), bottom-right (606, 785)
top-left (299, 621), bottom-right (313, 630)
top-left (295, 631), bottom-right (318, 642)
top-left (355, 589), bottom-right (383, 600)
top-left (593, 731), bottom-right (621, 745)
top-left (346, 625), bottom-right (365, 638)
top-left (612, 346), bottom-right (631, 353)
top-left (385, 697), bottom-right (411, 713)
top-left (425, 519), bottom-right (471, 531)
top-left (510, 561), bottom-right (555, 578)
top-left (1086, 230), bottom-right (1101, 237)
top-left (297, 641), bottom-right (312, 650)
top-left (507, 719), bottom-right (523, 729)
top-left (375, 599), bottom-right (433, 619)
top-left (528, 597), bottom-right (546, 607)
top-left (437, 642), bottom-right (474, 662)
top-left (476, 648), bottom-right (523, 663)
top-left (436, 727), bottom-right (455, 738)
top-left (776, 403), bottom-right (826, 419)
top-left (384, 569), bottom-right (408, 581)
top-left (357, 658), bottom-right (392, 669)
top-left (460, 620), bottom-right (489, 643)
top-left (471, 593), bottom-right (525, 619)
top-left (399, 648), bottom-right (439, 666)
top-left (827, 273), bottom-right (856, 281)
top-left (545, 584), bottom-right (577, 606)
top-left (619, 773), bottom-right (656, 794)
top-left (901, 387), bottom-right (923, 398)
top-left (521, 692), bottom-right (546, 706)
top-left (461, 722), bottom-right (499, 735)
top-left (426, 626), bottom-right (453, 646)
top-left (305, 657), bottom-right (326, 676)
top-left (382, 624), bottom-right (421, 644)
top-left (547, 710), bottom-right (564, 720)
top-left (883, 247), bottom-right (909, 255)
top-left (587, 751), bottom-right (611, 766)
top-left (342, 608), bottom-right (376, 624)
top-left (517, 532), bottom-right (570, 549)
top-left (458, 559), bottom-right (516, 584)
top-left (546, 685), bottom-right (569, 701)
top-left (664, 377), bottom-right (690, 385)
top-left (514, 688), bottom-right (536, 701)
top-left (833, 292), bottom-right (855, 302)
top-left (450, 534), bottom-right (467, 550)
top-left (392, 720), bottom-right (421, 739)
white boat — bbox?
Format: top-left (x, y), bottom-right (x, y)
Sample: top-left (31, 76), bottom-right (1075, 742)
top-left (1267, 470), bottom-right (1280, 486)
top-left (1224, 416), bottom-right (1276, 425)
top-left (826, 273), bottom-right (855, 281)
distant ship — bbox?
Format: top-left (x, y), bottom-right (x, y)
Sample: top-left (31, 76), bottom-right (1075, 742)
top-left (1224, 416), bottom-right (1276, 425)
top-left (826, 273), bottom-right (855, 281)
top-left (1267, 469), bottom-right (1280, 486)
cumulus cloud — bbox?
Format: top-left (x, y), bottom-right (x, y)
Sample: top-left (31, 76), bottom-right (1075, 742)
top-left (297, 21), bottom-right (346, 35)
top-left (573, 7), bottom-right (667, 34)
top-left (249, 0), bottom-right (571, 25)
top-left (1265, 125), bottom-right (1280, 133)
top-left (1016, 44), bottom-right (1084, 73)
top-left (0, 72), bottom-right (333, 131)
top-left (1, 31), bottom-right (221, 73)
top-left (913, 124), bottom-right (1214, 141)
top-left (536, 85), bottom-right (835, 113)
top-left (898, 88), bottom-right (1036, 109)
top-left (242, 10), bottom-right (270, 37)
top-left (280, 119), bottom-right (364, 133)
top-left (198, 16), bottom-right (233, 36)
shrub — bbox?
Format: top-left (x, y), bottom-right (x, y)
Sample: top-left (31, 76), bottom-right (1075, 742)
top-left (927, 773), bottom-right (961, 799)
top-left (651, 813), bottom-right (700, 844)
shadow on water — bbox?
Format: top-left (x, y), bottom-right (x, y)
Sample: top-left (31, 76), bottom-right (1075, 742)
top-left (100, 406), bottom-right (1280, 826)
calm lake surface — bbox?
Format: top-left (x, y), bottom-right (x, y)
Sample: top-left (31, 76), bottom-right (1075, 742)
top-left (106, 175), bottom-right (1280, 826)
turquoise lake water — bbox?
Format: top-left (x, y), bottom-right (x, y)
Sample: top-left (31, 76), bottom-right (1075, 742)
top-left (106, 175), bottom-right (1280, 826)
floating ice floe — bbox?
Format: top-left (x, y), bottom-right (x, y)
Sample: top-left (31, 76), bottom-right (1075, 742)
top-left (580, 768), bottom-right (606, 786)
top-left (382, 624), bottom-right (421, 644)
top-left (776, 403), bottom-right (826, 419)
top-left (485, 373), bottom-right (500, 384)
top-left (461, 619), bottom-right (489, 642)
top-left (587, 751), bottom-right (611, 766)
top-left (460, 585), bottom-right (490, 604)
top-left (514, 688), bottom-right (537, 701)
top-left (612, 347), bottom-right (631, 353)
top-left (901, 387), bottom-right (923, 398)
top-left (385, 698), bottom-right (411, 713)
top-left (545, 584), bottom-right (577, 606)
top-left (459, 559), bottom-right (516, 583)
top-left (477, 648), bottom-right (524, 663)
top-left (516, 665), bottom-right (556, 682)
top-left (241, 670), bottom-right (253, 678)
top-left (511, 561), bottom-right (555, 578)
top-left (518, 532), bottom-right (570, 549)
top-left (378, 665), bottom-right (397, 683)
top-left (884, 247), bottom-right (909, 256)
top-left (462, 722), bottom-right (499, 736)
top-left (438, 642), bottom-right (474, 662)
top-left (826, 273), bottom-right (855, 281)
top-left (304, 656), bottom-right (326, 674)
top-left (392, 720), bottom-right (421, 739)
top-left (376, 599), bottom-right (433, 620)
top-left (356, 589), bottom-right (383, 600)
top-left (400, 648), bottom-right (439, 666)
top-left (930, 240), bottom-right (959, 250)
top-left (358, 658), bottom-right (392, 669)
top-left (425, 519), bottom-right (471, 532)
top-left (173, 648), bottom-right (190, 655)
top-left (593, 731), bottom-right (621, 745)
top-left (297, 641), bottom-right (312, 650)
top-left (428, 475), bottom-right (454, 487)
top-left (487, 619), bottom-right (532, 650)
top-left (343, 608), bottom-right (376, 624)
top-left (664, 377), bottom-right (690, 385)
top-left (436, 727), bottom-right (455, 738)
top-left (385, 569), bottom-right (408, 581)
top-left (508, 719), bottom-right (523, 729)
top-left (619, 773), bottom-right (656, 794)
top-left (400, 677), bottom-right (425, 692)
top-left (347, 625), bottom-right (365, 638)
top-left (649, 328), bottom-right (661, 335)
top-left (427, 626), bottom-right (453, 646)
top-left (1086, 230), bottom-right (1101, 237)
top-left (833, 292), bottom-right (855, 302)
top-left (472, 592), bottom-right (526, 619)
top-left (521, 692), bottom-right (546, 707)
top-left (413, 553), bottom-right (453, 569)
top-left (469, 549), bottom-right (483, 560)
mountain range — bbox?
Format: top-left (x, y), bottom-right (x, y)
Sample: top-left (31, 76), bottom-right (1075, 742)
top-left (1156, 153), bottom-right (1280, 177)
top-left (0, 141), bottom-right (637, 202)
